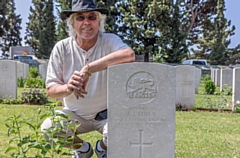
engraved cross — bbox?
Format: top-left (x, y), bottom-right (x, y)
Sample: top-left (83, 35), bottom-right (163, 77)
top-left (130, 129), bottom-right (153, 158)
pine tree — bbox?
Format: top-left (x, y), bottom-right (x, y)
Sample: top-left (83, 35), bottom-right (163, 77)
top-left (25, 0), bottom-right (55, 59)
top-left (25, 0), bottom-right (43, 55)
top-left (38, 0), bottom-right (55, 59)
top-left (1, 0), bottom-right (22, 56)
top-left (156, 1), bottom-right (188, 63)
top-left (210, 0), bottom-right (235, 65)
top-left (0, 0), bottom-right (7, 38)
top-left (55, 0), bottom-right (71, 41)
top-left (180, 0), bottom-right (217, 58)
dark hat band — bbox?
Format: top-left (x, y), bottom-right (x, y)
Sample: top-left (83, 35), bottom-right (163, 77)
top-left (60, 0), bottom-right (109, 21)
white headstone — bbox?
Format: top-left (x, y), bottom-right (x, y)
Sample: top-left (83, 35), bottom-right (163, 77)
top-left (10, 46), bottom-right (33, 59)
top-left (23, 63), bottom-right (29, 79)
top-left (195, 67), bottom-right (201, 94)
top-left (0, 60), bottom-right (17, 99)
top-left (232, 67), bottom-right (240, 105)
top-left (175, 65), bottom-right (195, 109)
top-left (108, 62), bottom-right (176, 158)
top-left (17, 62), bottom-right (24, 79)
top-left (220, 69), bottom-right (233, 91)
top-left (39, 63), bottom-right (48, 80)
top-left (214, 69), bottom-right (220, 87)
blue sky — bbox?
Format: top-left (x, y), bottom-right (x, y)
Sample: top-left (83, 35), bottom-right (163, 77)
top-left (16, 1), bottom-right (239, 48)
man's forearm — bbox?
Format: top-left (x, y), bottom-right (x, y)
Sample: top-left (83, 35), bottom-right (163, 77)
top-left (86, 48), bottom-right (135, 73)
top-left (47, 84), bottom-right (72, 98)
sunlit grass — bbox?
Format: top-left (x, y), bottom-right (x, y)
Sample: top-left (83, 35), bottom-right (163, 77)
top-left (0, 81), bottom-right (239, 157)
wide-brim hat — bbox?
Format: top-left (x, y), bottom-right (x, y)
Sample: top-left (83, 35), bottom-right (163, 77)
top-left (60, 0), bottom-right (109, 21)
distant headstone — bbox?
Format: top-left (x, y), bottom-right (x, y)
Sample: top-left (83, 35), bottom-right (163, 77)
top-left (175, 65), bottom-right (195, 109)
top-left (39, 63), bottom-right (48, 80)
top-left (214, 69), bottom-right (220, 87)
top-left (232, 67), bottom-right (240, 105)
top-left (17, 62), bottom-right (24, 79)
top-left (23, 63), bottom-right (29, 79)
top-left (195, 67), bottom-right (201, 94)
top-left (108, 62), bottom-right (176, 158)
top-left (10, 46), bottom-right (33, 59)
top-left (220, 69), bottom-right (233, 91)
top-left (0, 60), bottom-right (17, 99)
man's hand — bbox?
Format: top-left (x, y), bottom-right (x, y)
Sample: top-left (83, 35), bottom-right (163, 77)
top-left (67, 70), bottom-right (88, 99)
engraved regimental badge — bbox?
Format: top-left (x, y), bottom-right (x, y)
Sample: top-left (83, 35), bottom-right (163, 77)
top-left (126, 71), bottom-right (157, 104)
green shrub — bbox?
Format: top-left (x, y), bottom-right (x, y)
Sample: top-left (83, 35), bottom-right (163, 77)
top-left (201, 74), bottom-right (211, 82)
top-left (17, 77), bottom-right (26, 88)
top-left (21, 88), bottom-right (48, 105)
top-left (204, 80), bottom-right (216, 94)
top-left (25, 76), bottom-right (45, 88)
top-left (28, 67), bottom-right (39, 78)
top-left (221, 84), bottom-right (232, 96)
top-left (5, 102), bottom-right (79, 157)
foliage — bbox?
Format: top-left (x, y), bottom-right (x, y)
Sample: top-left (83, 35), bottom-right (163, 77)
top-left (201, 74), bottom-right (211, 82)
top-left (21, 88), bottom-right (48, 105)
top-left (0, 97), bottom-right (22, 104)
top-left (0, 0), bottom-right (22, 56)
top-left (204, 80), bottom-right (216, 94)
top-left (209, 0), bottom-right (235, 65)
top-left (4, 102), bottom-right (80, 157)
top-left (37, 0), bottom-right (56, 59)
top-left (25, 76), bottom-right (45, 88)
top-left (25, 0), bottom-right (56, 59)
top-left (221, 84), bottom-right (232, 96)
top-left (55, 0), bottom-right (71, 41)
top-left (17, 77), bottom-right (25, 88)
top-left (234, 101), bottom-right (240, 113)
top-left (28, 67), bottom-right (39, 78)
top-left (0, 0), bottom-right (7, 38)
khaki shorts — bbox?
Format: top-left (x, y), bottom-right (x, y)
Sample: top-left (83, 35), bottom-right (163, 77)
top-left (41, 109), bottom-right (108, 146)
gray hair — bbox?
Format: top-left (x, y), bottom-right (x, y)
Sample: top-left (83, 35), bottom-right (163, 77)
top-left (66, 11), bottom-right (106, 38)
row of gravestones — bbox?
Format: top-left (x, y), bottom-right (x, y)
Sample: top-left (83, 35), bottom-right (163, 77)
top-left (0, 61), bottom-right (203, 157)
top-left (0, 60), bottom-right (48, 99)
top-left (0, 61), bottom-right (200, 109)
top-left (210, 66), bottom-right (240, 104)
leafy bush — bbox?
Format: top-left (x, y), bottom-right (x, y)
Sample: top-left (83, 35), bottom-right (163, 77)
top-left (5, 102), bottom-right (79, 157)
top-left (21, 88), bottom-right (48, 105)
top-left (25, 76), bottom-right (45, 88)
top-left (204, 80), bottom-right (216, 94)
top-left (221, 84), bottom-right (232, 96)
top-left (201, 74), bottom-right (211, 82)
top-left (28, 67), bottom-right (39, 78)
top-left (17, 77), bottom-right (26, 88)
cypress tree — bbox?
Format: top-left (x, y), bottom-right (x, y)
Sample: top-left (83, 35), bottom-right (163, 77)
top-left (210, 0), bottom-right (235, 65)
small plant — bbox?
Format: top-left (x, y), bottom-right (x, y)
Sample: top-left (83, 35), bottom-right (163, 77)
top-left (17, 77), bottom-right (26, 88)
top-left (28, 67), bottom-right (39, 78)
top-left (221, 84), bottom-right (232, 96)
top-left (25, 76), bottom-right (45, 88)
top-left (0, 96), bottom-right (22, 105)
top-left (5, 102), bottom-right (80, 157)
top-left (234, 101), bottom-right (240, 113)
top-left (204, 80), bottom-right (216, 94)
top-left (204, 95), bottom-right (216, 110)
top-left (226, 100), bottom-right (240, 113)
top-left (201, 74), bottom-right (211, 82)
top-left (21, 88), bottom-right (48, 105)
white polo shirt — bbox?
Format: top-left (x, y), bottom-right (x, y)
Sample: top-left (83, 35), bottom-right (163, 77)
top-left (46, 32), bottom-right (130, 120)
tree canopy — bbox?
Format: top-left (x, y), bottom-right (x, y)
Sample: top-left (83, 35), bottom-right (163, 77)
top-left (0, 0), bottom-right (239, 65)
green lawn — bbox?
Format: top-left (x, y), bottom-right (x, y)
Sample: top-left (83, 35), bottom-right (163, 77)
top-left (1, 105), bottom-right (239, 158)
top-left (0, 81), bottom-right (239, 157)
